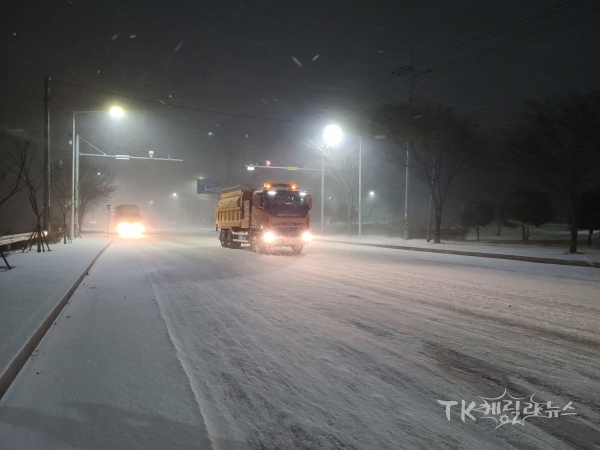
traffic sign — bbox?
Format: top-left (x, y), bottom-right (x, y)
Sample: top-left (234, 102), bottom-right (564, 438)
top-left (197, 179), bottom-right (221, 194)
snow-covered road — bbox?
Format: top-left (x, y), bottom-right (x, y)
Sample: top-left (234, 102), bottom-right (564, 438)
top-left (2, 230), bottom-right (599, 449)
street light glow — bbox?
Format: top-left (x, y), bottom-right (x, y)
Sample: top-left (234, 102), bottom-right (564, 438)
top-left (109, 106), bottom-right (124, 118)
top-left (324, 124), bottom-right (343, 146)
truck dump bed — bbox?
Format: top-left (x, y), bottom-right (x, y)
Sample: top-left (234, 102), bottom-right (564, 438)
top-left (216, 189), bottom-right (253, 229)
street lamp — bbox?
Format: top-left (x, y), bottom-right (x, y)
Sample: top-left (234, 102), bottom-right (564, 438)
top-left (323, 125), bottom-right (342, 235)
top-left (324, 125), bottom-right (363, 237)
top-left (109, 106), bottom-right (124, 118)
top-left (71, 106), bottom-right (124, 239)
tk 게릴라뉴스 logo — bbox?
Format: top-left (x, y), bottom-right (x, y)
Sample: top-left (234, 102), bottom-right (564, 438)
top-left (438, 388), bottom-right (576, 429)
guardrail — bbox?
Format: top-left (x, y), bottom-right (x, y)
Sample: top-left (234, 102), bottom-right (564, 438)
top-left (0, 233), bottom-right (34, 270)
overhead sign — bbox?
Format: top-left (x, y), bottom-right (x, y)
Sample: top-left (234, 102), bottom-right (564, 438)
top-left (197, 179), bottom-right (221, 194)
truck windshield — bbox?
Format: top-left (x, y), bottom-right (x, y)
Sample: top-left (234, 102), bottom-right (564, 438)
top-left (264, 191), bottom-right (309, 216)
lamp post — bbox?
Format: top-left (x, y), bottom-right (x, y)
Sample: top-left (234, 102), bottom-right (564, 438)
top-left (404, 147), bottom-right (409, 240)
top-left (323, 125), bottom-right (363, 237)
top-left (321, 154), bottom-right (325, 234)
top-left (359, 137), bottom-right (362, 237)
top-left (323, 125), bottom-right (340, 235)
top-left (71, 106), bottom-right (124, 239)
top-left (106, 204), bottom-right (111, 237)
top-left (367, 191), bottom-right (376, 224)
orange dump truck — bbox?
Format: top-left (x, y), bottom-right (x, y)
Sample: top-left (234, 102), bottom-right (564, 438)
top-left (216, 182), bottom-right (312, 254)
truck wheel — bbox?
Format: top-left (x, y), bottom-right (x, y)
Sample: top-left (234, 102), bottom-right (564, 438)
top-left (291, 244), bottom-right (303, 255)
top-left (228, 232), bottom-right (241, 249)
top-left (250, 232), bottom-right (261, 253)
top-left (220, 230), bottom-right (229, 247)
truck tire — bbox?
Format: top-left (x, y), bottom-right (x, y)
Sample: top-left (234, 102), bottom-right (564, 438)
top-left (291, 244), bottom-right (303, 255)
top-left (220, 229), bottom-right (229, 247)
top-left (228, 232), bottom-right (241, 249)
top-left (250, 232), bottom-right (261, 254)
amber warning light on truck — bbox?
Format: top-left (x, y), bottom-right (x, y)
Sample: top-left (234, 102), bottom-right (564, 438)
top-left (114, 204), bottom-right (145, 238)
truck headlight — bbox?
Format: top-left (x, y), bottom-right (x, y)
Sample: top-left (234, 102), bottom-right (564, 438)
top-left (117, 221), bottom-right (145, 238)
top-left (301, 231), bottom-right (312, 242)
top-left (116, 222), bottom-right (130, 235)
top-left (263, 231), bottom-right (276, 243)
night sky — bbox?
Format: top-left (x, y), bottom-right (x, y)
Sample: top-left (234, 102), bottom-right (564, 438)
top-left (1, 0), bottom-right (599, 227)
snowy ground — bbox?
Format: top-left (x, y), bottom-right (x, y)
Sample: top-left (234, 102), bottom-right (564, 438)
top-left (0, 236), bottom-right (111, 384)
top-left (1, 230), bottom-right (599, 449)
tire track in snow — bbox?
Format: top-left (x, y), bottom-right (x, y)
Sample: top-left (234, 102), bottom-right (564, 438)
top-left (135, 235), bottom-right (599, 449)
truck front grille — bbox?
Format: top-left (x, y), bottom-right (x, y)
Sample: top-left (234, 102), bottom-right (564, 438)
top-left (275, 225), bottom-right (304, 237)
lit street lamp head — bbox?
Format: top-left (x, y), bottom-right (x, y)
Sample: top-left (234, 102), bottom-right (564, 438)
top-left (324, 125), bottom-right (343, 146)
top-left (109, 106), bottom-right (124, 118)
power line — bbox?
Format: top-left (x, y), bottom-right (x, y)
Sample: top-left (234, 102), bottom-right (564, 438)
top-left (433, 9), bottom-right (598, 72)
top-left (364, 4), bottom-right (597, 103)
top-left (355, 0), bottom-right (590, 100)
top-left (414, 0), bottom-right (590, 66)
top-left (52, 79), bottom-right (316, 124)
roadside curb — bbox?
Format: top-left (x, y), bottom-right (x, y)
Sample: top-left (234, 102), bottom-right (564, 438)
top-left (321, 239), bottom-right (600, 268)
top-left (0, 241), bottom-right (113, 399)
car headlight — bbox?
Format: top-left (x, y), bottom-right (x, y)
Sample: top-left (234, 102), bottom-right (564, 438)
top-left (301, 231), bottom-right (312, 242)
top-left (263, 231), bottom-right (276, 243)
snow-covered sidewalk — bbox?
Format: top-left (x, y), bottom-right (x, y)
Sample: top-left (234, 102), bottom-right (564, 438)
top-left (317, 234), bottom-right (600, 267)
top-left (0, 235), bottom-right (111, 397)
top-left (0, 237), bottom-right (212, 449)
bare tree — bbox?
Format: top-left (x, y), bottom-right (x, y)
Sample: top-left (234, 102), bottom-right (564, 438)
top-left (371, 102), bottom-right (484, 243)
top-left (12, 140), bottom-right (49, 252)
top-left (77, 159), bottom-right (117, 232)
top-left (50, 159), bottom-right (73, 243)
top-left (306, 137), bottom-right (363, 235)
top-left (500, 187), bottom-right (553, 244)
top-left (508, 91), bottom-right (600, 253)
top-left (0, 133), bottom-right (28, 210)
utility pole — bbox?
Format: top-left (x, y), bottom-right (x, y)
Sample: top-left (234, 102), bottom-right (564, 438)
top-left (43, 76), bottom-right (51, 233)
top-left (320, 154), bottom-right (325, 234)
top-left (426, 159), bottom-right (435, 242)
top-left (358, 137), bottom-right (362, 237)
top-left (404, 49), bottom-right (413, 240)
top-left (403, 49), bottom-right (431, 240)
